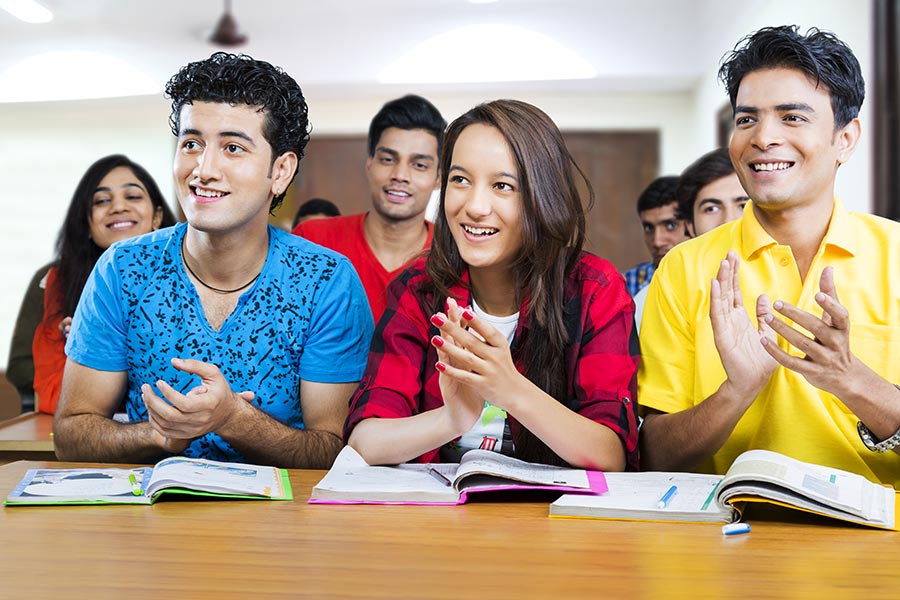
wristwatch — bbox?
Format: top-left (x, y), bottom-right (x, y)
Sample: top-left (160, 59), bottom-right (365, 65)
top-left (857, 421), bottom-right (900, 453)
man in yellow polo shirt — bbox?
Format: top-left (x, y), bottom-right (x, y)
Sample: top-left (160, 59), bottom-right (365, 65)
top-left (639, 25), bottom-right (900, 487)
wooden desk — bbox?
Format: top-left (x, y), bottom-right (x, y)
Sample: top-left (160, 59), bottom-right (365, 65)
top-left (0, 460), bottom-right (896, 598)
top-left (0, 412), bottom-right (55, 463)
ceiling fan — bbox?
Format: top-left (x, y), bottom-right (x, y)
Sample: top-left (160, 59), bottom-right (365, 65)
top-left (209, 0), bottom-right (247, 46)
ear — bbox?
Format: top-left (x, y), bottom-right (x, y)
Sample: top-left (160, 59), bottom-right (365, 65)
top-left (834, 117), bottom-right (861, 166)
top-left (152, 206), bottom-right (164, 230)
top-left (685, 221), bottom-right (696, 238)
top-left (365, 155), bottom-right (373, 174)
top-left (271, 152), bottom-right (298, 195)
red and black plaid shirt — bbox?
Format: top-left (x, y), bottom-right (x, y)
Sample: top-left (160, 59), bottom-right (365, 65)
top-left (345, 253), bottom-right (640, 469)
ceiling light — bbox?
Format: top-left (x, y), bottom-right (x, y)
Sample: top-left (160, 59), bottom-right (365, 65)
top-left (0, 51), bottom-right (160, 103)
top-left (378, 25), bottom-right (596, 84)
top-left (0, 0), bottom-right (53, 23)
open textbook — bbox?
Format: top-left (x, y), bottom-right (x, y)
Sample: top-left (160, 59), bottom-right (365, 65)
top-left (309, 445), bottom-right (607, 505)
top-left (550, 449), bottom-right (899, 530)
top-left (5, 456), bottom-right (292, 506)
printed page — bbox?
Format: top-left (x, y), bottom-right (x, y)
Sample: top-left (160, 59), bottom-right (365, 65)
top-left (550, 472), bottom-right (733, 522)
top-left (456, 450), bottom-right (590, 489)
top-left (310, 446), bottom-right (461, 503)
top-left (147, 457), bottom-right (283, 498)
top-left (722, 449), bottom-right (891, 521)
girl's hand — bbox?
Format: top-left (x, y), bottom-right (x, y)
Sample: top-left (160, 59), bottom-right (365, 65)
top-left (431, 300), bottom-right (527, 417)
top-left (59, 316), bottom-right (73, 338)
top-left (431, 298), bottom-right (483, 434)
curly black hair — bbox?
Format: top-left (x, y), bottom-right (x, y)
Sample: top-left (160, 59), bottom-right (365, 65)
top-left (719, 25), bottom-right (864, 130)
top-left (165, 52), bottom-right (311, 212)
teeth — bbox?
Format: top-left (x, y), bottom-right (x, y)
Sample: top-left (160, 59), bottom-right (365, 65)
top-left (108, 221), bottom-right (136, 230)
top-left (752, 162), bottom-right (792, 172)
top-left (195, 188), bottom-right (225, 198)
top-left (387, 190), bottom-right (411, 197)
top-left (463, 224), bottom-right (498, 236)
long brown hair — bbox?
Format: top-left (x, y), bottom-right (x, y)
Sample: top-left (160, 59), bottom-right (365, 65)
top-left (424, 100), bottom-right (593, 465)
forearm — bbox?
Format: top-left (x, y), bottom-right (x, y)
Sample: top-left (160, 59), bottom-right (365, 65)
top-left (640, 381), bottom-right (756, 471)
top-left (348, 408), bottom-right (460, 465)
top-left (218, 403), bottom-right (344, 469)
top-left (832, 359), bottom-right (900, 452)
top-left (503, 379), bottom-right (626, 471)
top-left (53, 414), bottom-right (167, 463)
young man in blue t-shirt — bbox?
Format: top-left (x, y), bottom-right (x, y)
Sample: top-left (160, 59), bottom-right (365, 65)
top-left (54, 53), bottom-right (373, 468)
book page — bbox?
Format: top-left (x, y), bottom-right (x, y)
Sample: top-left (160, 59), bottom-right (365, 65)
top-left (721, 449), bottom-right (892, 522)
top-left (147, 457), bottom-right (283, 498)
top-left (550, 472), bottom-right (734, 523)
top-left (455, 450), bottom-right (590, 489)
top-left (309, 446), bottom-right (461, 503)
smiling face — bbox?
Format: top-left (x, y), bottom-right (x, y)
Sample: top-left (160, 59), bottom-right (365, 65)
top-left (691, 173), bottom-right (749, 236)
top-left (88, 166), bottom-right (163, 249)
top-left (444, 123), bottom-right (523, 278)
top-left (173, 101), bottom-right (296, 237)
top-left (729, 67), bottom-right (859, 215)
top-left (366, 127), bottom-right (439, 223)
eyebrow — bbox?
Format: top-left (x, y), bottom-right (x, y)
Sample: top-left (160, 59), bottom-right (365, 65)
top-left (734, 102), bottom-right (816, 115)
top-left (697, 196), bottom-right (750, 206)
top-left (449, 165), bottom-right (518, 181)
top-left (179, 127), bottom-right (256, 146)
top-left (376, 147), bottom-right (435, 163)
top-left (94, 182), bottom-right (146, 194)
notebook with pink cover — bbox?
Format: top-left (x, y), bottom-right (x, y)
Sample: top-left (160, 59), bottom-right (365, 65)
top-left (309, 445), bottom-right (607, 505)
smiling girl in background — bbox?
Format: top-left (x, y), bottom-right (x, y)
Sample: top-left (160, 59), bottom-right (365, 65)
top-left (345, 100), bottom-right (639, 470)
top-left (30, 154), bottom-right (176, 413)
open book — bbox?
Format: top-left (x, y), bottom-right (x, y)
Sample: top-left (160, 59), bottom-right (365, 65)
top-left (550, 449), bottom-right (899, 530)
top-left (4, 456), bottom-right (292, 506)
top-left (309, 445), bottom-right (607, 505)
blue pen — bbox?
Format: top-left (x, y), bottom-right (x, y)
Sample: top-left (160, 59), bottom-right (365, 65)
top-left (656, 485), bottom-right (678, 509)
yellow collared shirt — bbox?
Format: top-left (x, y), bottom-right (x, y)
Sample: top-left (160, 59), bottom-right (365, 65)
top-left (639, 198), bottom-right (900, 487)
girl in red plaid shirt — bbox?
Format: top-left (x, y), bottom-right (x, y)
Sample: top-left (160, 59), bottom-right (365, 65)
top-left (345, 100), bottom-right (639, 470)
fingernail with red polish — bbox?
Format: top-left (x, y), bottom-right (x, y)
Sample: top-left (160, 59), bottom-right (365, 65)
top-left (430, 314), bottom-right (445, 327)
top-left (435, 361), bottom-right (447, 372)
top-left (431, 335), bottom-right (444, 348)
top-left (462, 308), bottom-right (475, 321)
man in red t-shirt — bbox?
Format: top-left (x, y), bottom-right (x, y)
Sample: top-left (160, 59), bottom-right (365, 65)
top-left (293, 95), bottom-right (446, 322)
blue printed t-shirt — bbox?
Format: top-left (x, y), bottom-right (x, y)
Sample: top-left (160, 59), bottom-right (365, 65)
top-left (66, 223), bottom-right (374, 462)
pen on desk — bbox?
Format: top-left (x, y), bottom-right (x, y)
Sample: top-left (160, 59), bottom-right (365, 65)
top-left (128, 473), bottom-right (143, 496)
top-left (427, 466), bottom-right (452, 487)
top-left (656, 485), bottom-right (678, 509)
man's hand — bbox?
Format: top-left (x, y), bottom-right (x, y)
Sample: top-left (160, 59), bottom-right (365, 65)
top-left (141, 358), bottom-right (253, 450)
top-left (761, 266), bottom-right (860, 395)
top-left (709, 251), bottom-right (778, 398)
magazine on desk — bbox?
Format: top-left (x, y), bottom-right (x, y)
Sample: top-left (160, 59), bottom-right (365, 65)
top-left (309, 445), bottom-right (607, 505)
top-left (4, 456), bottom-right (292, 506)
top-left (550, 449), bottom-right (899, 530)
